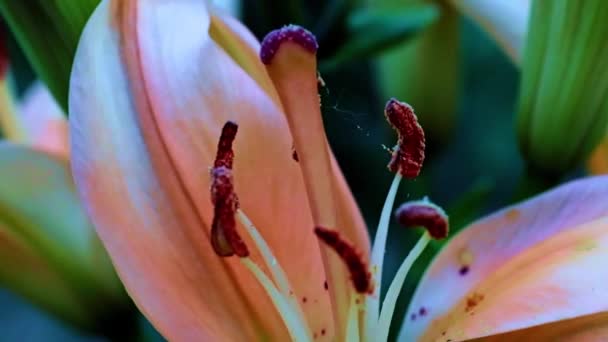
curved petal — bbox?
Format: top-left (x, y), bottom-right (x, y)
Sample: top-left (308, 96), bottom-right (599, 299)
top-left (400, 176), bottom-right (608, 341)
top-left (70, 0), bottom-right (347, 339)
top-left (474, 312), bottom-right (608, 341)
top-left (19, 82), bottom-right (69, 160)
top-left (449, 0), bottom-right (529, 65)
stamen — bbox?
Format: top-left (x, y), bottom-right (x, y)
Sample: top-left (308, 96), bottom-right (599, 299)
top-left (236, 209), bottom-right (292, 296)
top-left (240, 258), bottom-right (313, 342)
top-left (236, 209), bottom-right (313, 338)
top-left (210, 121), bottom-right (248, 257)
top-left (395, 199), bottom-right (449, 240)
top-left (214, 121), bottom-right (238, 169)
top-left (345, 294), bottom-right (362, 342)
top-left (365, 173), bottom-right (402, 337)
top-left (376, 233), bottom-right (432, 342)
top-left (384, 98), bottom-right (425, 179)
top-left (314, 226), bottom-right (372, 294)
top-left (210, 166), bottom-right (248, 257)
top-left (0, 31), bottom-right (7, 78)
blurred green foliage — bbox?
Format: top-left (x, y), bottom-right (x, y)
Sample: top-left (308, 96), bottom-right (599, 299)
top-left (0, 0), bottom-right (99, 111)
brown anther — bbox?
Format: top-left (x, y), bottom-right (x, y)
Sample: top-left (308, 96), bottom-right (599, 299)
top-left (214, 121), bottom-right (238, 169)
top-left (384, 98), bottom-right (425, 178)
top-left (210, 167), bottom-right (248, 257)
top-left (210, 122), bottom-right (247, 257)
top-left (314, 226), bottom-right (372, 294)
top-left (0, 28), bottom-right (7, 78)
top-left (395, 199), bottom-right (449, 240)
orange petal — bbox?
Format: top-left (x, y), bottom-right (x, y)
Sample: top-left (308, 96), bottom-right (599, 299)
top-left (19, 82), bottom-right (69, 160)
top-left (71, 0), bottom-right (334, 339)
top-left (473, 312), bottom-right (608, 341)
top-left (400, 176), bottom-right (608, 341)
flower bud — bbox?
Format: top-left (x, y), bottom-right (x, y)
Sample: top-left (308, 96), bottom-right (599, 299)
top-left (517, 1), bottom-right (608, 175)
top-left (0, 144), bottom-right (132, 334)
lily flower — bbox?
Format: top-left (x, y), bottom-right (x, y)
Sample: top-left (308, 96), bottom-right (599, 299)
top-left (69, 1), bottom-right (608, 341)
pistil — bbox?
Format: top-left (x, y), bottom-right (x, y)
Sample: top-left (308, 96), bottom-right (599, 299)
top-left (261, 25), bottom-right (352, 338)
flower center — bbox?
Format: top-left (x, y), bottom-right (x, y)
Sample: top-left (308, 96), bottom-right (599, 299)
top-left (207, 25), bottom-right (449, 342)
top-left (208, 102), bottom-right (448, 341)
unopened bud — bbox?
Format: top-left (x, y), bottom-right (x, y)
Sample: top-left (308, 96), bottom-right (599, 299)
top-left (517, 0), bottom-right (608, 175)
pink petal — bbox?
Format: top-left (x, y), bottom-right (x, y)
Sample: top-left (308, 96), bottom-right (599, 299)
top-left (70, 0), bottom-right (355, 339)
top-left (400, 176), bottom-right (608, 341)
top-left (473, 312), bottom-right (608, 341)
top-left (19, 82), bottom-right (69, 160)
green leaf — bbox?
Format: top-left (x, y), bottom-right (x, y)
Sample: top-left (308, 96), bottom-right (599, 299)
top-left (0, 0), bottom-right (100, 112)
top-left (0, 142), bottom-right (128, 332)
top-left (320, 4), bottom-right (439, 71)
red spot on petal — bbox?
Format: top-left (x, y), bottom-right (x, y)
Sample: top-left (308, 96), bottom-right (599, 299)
top-left (324, 280), bottom-right (328, 290)
top-left (459, 265), bottom-right (470, 276)
top-left (384, 98), bottom-right (425, 178)
top-left (260, 25), bottom-right (318, 65)
top-left (302, 297), bottom-right (308, 303)
top-left (292, 148), bottom-right (299, 162)
top-left (505, 208), bottom-right (521, 222)
top-left (395, 200), bottom-right (449, 240)
top-left (321, 329), bottom-right (326, 336)
top-left (214, 121), bottom-right (238, 169)
top-left (465, 293), bottom-right (484, 313)
top-left (314, 227), bottom-right (372, 294)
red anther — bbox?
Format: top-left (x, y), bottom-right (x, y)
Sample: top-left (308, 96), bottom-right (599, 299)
top-left (260, 25), bottom-right (318, 65)
top-left (314, 226), bottom-right (372, 294)
top-left (384, 98), bottom-right (425, 178)
top-left (210, 121), bottom-right (247, 256)
top-left (395, 200), bottom-right (449, 240)
top-left (214, 121), bottom-right (238, 169)
top-left (210, 167), bottom-right (248, 257)
top-left (0, 28), bottom-right (7, 78)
